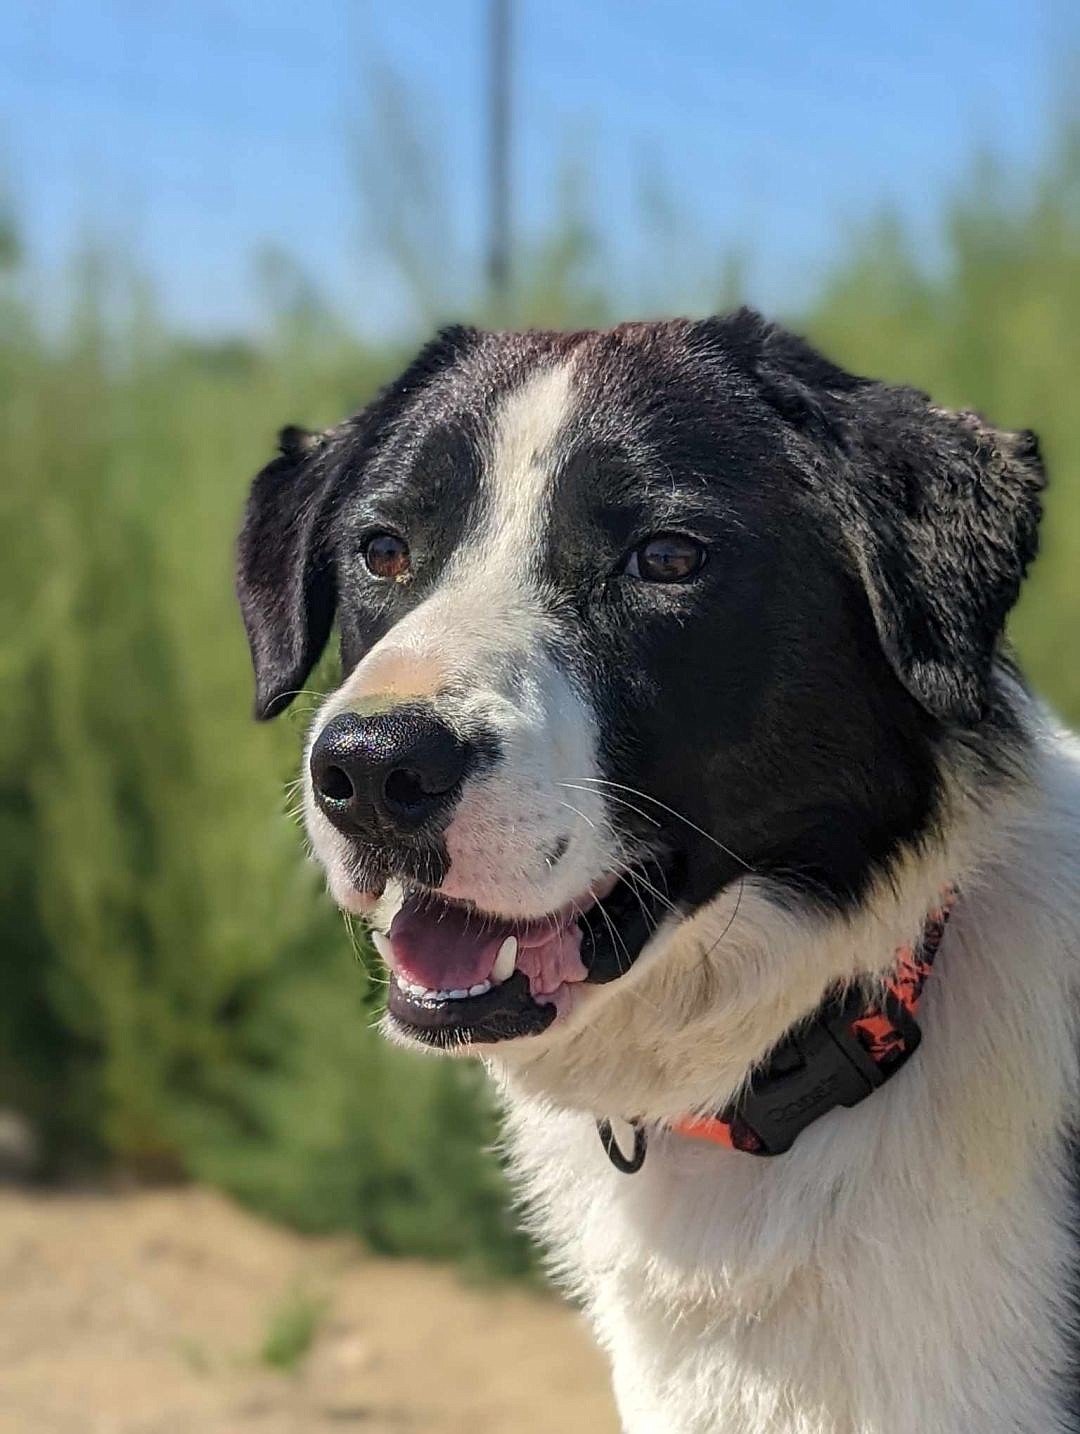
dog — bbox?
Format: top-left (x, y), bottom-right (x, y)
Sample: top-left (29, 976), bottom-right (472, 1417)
top-left (237, 311), bottom-right (1080, 1433)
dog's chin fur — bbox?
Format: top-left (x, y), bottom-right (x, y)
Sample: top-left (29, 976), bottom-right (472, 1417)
top-left (494, 702), bottom-right (1080, 1434)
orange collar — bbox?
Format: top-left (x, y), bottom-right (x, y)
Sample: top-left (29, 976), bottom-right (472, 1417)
top-left (598, 888), bottom-right (957, 1172)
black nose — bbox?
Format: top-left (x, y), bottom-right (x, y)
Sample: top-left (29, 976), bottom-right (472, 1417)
top-left (310, 707), bottom-right (471, 837)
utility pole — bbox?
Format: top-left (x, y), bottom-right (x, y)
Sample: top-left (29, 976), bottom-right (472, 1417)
top-left (487, 0), bottom-right (512, 307)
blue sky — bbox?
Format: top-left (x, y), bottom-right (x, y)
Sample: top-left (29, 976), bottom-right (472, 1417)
top-left (1, 1), bottom-right (1071, 337)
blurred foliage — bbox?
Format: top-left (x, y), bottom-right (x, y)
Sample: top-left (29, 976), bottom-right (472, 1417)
top-left (259, 1284), bottom-right (328, 1372)
top-left (0, 235), bottom-right (530, 1277)
top-left (1, 118), bottom-right (1078, 1279)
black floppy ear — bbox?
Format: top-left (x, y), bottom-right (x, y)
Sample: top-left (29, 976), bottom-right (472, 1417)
top-left (840, 406), bottom-right (1045, 723)
top-left (728, 310), bottom-right (1047, 724)
top-left (236, 424), bottom-right (339, 719)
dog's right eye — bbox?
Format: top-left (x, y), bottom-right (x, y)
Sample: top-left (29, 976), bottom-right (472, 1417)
top-left (624, 533), bottom-right (706, 583)
top-left (362, 532), bottom-right (411, 580)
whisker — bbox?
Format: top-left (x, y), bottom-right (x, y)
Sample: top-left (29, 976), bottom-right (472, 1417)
top-left (279, 688), bottom-right (331, 704)
top-left (557, 798), bottom-right (599, 832)
top-left (619, 863), bottom-right (680, 920)
top-left (702, 871), bottom-right (746, 961)
top-left (558, 791), bottom-right (681, 918)
top-left (559, 792), bottom-right (681, 928)
top-left (615, 866), bottom-right (661, 935)
top-left (570, 777), bottom-right (754, 871)
top-left (645, 851), bottom-right (675, 903)
top-left (558, 782), bottom-right (661, 829)
top-left (592, 890), bottom-right (635, 975)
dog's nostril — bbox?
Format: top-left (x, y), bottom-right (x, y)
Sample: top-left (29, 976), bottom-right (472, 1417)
top-left (383, 767), bottom-right (429, 812)
top-left (318, 764), bottom-right (354, 803)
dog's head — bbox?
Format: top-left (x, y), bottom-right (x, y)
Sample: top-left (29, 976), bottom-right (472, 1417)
top-left (237, 312), bottom-right (1043, 1076)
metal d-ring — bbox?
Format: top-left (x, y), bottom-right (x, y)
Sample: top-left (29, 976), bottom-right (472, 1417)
top-left (597, 1118), bottom-right (648, 1174)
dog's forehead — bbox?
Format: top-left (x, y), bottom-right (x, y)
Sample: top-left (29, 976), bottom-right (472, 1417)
top-left (416, 322), bottom-right (755, 501)
top-left (447, 320), bottom-right (745, 426)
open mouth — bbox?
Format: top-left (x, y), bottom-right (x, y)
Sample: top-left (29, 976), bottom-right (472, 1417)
top-left (379, 851), bottom-right (686, 1048)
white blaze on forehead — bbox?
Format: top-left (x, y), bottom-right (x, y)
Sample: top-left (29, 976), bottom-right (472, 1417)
top-left (371, 355), bottom-right (580, 675)
top-left (477, 357), bottom-right (578, 571)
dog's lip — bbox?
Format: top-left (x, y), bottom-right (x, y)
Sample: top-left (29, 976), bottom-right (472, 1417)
top-left (386, 969), bottom-right (558, 1047)
top-left (377, 852), bottom-right (686, 1047)
top-left (388, 874), bottom-right (619, 935)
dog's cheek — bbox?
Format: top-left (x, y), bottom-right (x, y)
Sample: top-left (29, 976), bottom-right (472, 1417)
top-left (439, 774), bottom-right (567, 909)
top-left (328, 866), bottom-right (381, 915)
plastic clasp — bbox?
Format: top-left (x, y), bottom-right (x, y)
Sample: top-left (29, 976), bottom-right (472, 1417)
top-left (724, 990), bottom-right (922, 1156)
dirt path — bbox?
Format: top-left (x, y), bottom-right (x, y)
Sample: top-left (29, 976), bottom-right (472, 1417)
top-left (0, 1187), bottom-right (619, 1434)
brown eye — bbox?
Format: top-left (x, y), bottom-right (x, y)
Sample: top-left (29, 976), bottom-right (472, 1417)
top-left (625, 533), bottom-right (706, 583)
top-left (363, 532), bottom-right (411, 580)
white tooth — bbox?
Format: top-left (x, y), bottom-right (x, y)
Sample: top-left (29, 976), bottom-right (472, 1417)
top-left (371, 931), bottom-right (393, 963)
top-left (448, 989), bottom-right (469, 1000)
top-left (468, 982), bottom-right (490, 997)
top-left (435, 990), bottom-right (451, 1001)
top-left (492, 937), bottom-right (518, 984)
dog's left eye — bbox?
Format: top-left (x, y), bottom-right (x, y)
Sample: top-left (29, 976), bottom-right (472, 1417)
top-left (624, 533), bottom-right (706, 583)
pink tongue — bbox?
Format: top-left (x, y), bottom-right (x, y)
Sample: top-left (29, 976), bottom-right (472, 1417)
top-left (388, 895), bottom-right (586, 998)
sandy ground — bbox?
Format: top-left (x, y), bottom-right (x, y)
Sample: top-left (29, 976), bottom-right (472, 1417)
top-left (0, 1186), bottom-right (619, 1434)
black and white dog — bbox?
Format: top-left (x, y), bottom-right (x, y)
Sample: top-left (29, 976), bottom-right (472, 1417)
top-left (237, 312), bottom-right (1080, 1434)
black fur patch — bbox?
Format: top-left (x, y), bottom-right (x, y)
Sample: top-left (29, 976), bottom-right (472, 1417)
top-left (728, 313), bottom-right (1046, 723)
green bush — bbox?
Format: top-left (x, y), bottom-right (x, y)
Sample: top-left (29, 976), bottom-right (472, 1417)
top-left (1, 126), bottom-right (1078, 1280)
top-left (0, 262), bottom-right (531, 1275)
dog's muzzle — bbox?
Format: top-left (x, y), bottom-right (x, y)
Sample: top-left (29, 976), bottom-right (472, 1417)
top-left (308, 700), bottom-right (688, 1049)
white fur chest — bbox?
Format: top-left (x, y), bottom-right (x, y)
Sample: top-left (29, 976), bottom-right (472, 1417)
top-left (504, 1092), bottom-right (1075, 1434)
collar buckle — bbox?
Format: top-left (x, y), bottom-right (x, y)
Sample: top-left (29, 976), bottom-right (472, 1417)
top-left (723, 989), bottom-right (923, 1156)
